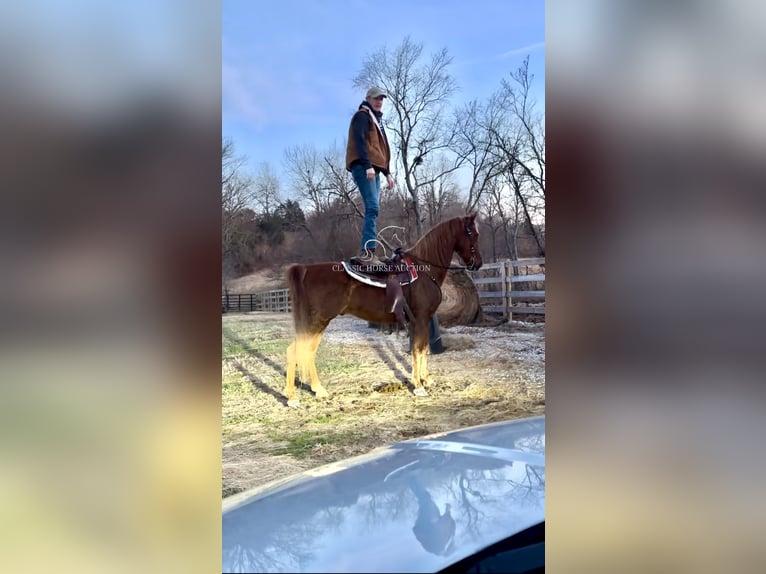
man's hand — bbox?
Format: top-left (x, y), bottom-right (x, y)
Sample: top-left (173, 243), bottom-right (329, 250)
top-left (366, 168), bottom-right (375, 181)
top-left (386, 174), bottom-right (395, 189)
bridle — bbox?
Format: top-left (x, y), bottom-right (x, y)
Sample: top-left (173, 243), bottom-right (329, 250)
top-left (463, 221), bottom-right (478, 271)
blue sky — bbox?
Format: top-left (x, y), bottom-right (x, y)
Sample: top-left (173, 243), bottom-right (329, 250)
top-left (223, 0), bottom-right (544, 189)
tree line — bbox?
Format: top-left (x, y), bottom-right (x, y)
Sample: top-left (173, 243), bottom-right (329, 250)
top-left (223, 37), bottom-right (544, 284)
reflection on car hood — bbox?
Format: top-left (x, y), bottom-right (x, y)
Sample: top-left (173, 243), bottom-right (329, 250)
top-left (222, 416), bottom-right (545, 573)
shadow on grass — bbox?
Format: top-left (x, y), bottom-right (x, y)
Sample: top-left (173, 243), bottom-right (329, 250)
top-left (252, 350), bottom-right (287, 377)
top-left (230, 358), bottom-right (301, 406)
top-left (223, 326), bottom-right (288, 377)
top-left (370, 338), bottom-right (411, 384)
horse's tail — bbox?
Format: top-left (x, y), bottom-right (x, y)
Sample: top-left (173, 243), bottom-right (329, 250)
top-left (287, 264), bottom-right (312, 382)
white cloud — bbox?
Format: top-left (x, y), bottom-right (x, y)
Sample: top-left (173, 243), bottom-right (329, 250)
top-left (222, 63), bottom-right (266, 126)
top-left (223, 60), bottom-right (356, 130)
top-left (497, 41), bottom-right (545, 59)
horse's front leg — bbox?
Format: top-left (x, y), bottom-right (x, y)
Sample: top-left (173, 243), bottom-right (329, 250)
top-left (410, 320), bottom-right (429, 397)
top-left (308, 333), bottom-right (328, 399)
top-left (419, 350), bottom-right (432, 389)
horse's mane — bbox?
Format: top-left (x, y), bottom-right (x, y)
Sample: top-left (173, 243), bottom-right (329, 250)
top-left (406, 217), bottom-right (460, 266)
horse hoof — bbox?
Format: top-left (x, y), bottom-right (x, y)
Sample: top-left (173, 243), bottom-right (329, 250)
top-left (313, 387), bottom-right (329, 399)
top-left (422, 376), bottom-right (433, 389)
top-left (413, 387), bottom-right (429, 397)
top-left (287, 399), bottom-right (301, 408)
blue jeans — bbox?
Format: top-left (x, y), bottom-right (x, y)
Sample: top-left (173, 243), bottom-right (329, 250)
top-left (351, 164), bottom-right (380, 252)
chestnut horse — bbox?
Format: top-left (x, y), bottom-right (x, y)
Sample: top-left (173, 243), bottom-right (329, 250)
top-left (283, 214), bottom-right (482, 407)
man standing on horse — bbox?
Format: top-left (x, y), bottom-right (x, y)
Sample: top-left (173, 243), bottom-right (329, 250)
top-left (345, 86), bottom-right (395, 266)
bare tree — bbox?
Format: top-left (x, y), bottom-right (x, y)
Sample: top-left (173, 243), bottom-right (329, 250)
top-left (283, 142), bottom-right (370, 259)
top-left (222, 138), bottom-right (255, 284)
top-left (506, 154), bottom-right (544, 257)
top-left (283, 144), bottom-right (333, 214)
top-left (451, 95), bottom-right (507, 213)
top-left (487, 177), bottom-right (519, 261)
top-left (489, 57), bottom-right (545, 255)
top-left (222, 138), bottom-right (253, 234)
top-left (478, 182), bottom-right (506, 262)
top-left (418, 152), bottom-right (462, 228)
top-left (353, 36), bottom-right (463, 237)
top-left (283, 142), bottom-right (363, 218)
top-left (502, 57), bottom-right (545, 204)
top-left (321, 140), bottom-right (364, 220)
top-left (252, 161), bottom-right (281, 216)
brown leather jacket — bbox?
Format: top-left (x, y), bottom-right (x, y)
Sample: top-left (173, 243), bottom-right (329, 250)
top-left (345, 103), bottom-right (391, 175)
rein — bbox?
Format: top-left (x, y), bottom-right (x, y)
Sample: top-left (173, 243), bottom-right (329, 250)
top-left (402, 252), bottom-right (471, 271)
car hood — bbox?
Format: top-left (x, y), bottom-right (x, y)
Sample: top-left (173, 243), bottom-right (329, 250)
top-left (222, 416), bottom-right (545, 573)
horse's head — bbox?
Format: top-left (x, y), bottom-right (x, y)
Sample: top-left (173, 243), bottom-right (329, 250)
top-left (455, 213), bottom-right (482, 271)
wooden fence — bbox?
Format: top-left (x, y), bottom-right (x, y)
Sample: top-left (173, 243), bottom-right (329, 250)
top-left (222, 258), bottom-right (545, 320)
top-left (222, 289), bottom-right (291, 313)
top-left (468, 257), bottom-right (545, 319)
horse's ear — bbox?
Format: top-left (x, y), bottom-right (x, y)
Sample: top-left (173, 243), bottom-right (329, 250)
top-left (468, 212), bottom-right (477, 222)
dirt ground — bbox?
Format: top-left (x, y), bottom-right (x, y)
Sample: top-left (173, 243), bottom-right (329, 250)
top-left (225, 268), bottom-right (286, 293)
top-left (222, 312), bottom-right (545, 497)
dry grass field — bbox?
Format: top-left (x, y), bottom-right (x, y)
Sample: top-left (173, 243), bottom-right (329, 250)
top-left (222, 312), bottom-right (545, 497)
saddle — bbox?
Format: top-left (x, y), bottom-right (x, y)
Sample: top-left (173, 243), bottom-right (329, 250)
top-left (343, 249), bottom-right (419, 325)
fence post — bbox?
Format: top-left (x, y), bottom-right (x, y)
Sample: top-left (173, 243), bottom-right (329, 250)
top-left (500, 260), bottom-right (508, 321)
top-left (510, 260), bottom-right (520, 321)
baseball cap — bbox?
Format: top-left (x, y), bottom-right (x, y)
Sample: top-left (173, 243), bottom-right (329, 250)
top-left (366, 86), bottom-right (387, 99)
